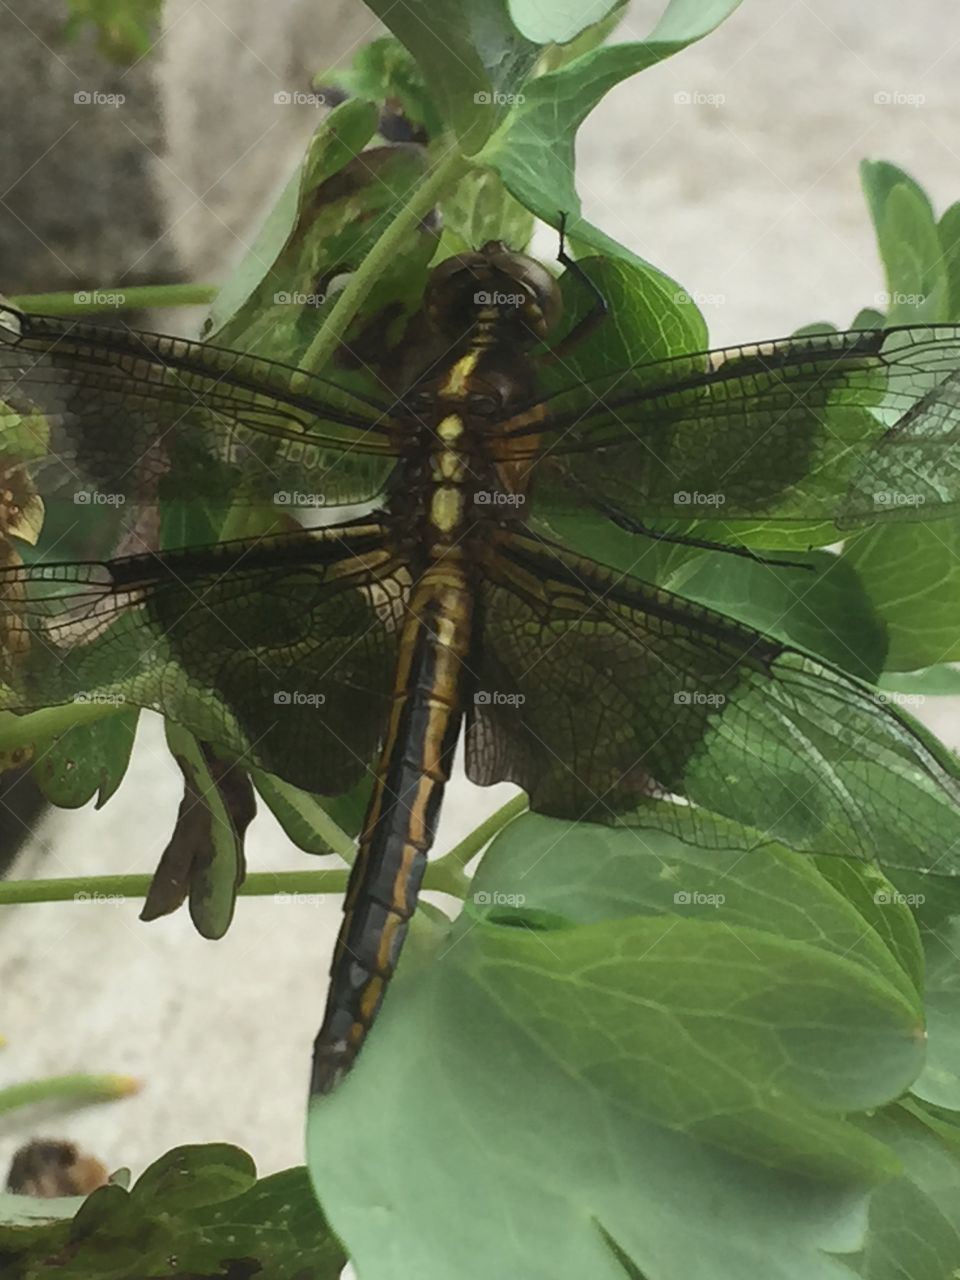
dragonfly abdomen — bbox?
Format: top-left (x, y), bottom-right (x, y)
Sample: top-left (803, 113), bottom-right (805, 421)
top-left (310, 566), bottom-right (473, 1095)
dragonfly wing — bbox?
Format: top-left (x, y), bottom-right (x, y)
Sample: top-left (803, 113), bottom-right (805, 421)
top-left (503, 326), bottom-right (960, 526)
top-left (466, 529), bottom-right (960, 870)
top-left (0, 307), bottom-right (402, 511)
top-left (0, 520), bottom-right (408, 794)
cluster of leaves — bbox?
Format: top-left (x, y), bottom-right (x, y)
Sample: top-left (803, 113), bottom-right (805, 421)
top-left (0, 1144), bottom-right (345, 1278)
top-left (5, 0), bottom-right (960, 1276)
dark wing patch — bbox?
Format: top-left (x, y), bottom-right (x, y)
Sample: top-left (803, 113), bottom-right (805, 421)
top-left (0, 307), bottom-right (402, 511)
top-left (466, 531), bottom-right (960, 869)
top-left (493, 326), bottom-right (960, 526)
top-left (0, 520), bottom-right (409, 794)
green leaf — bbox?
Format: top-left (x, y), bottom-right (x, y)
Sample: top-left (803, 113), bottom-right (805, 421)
top-left (128, 1144), bottom-right (255, 1212)
top-left (252, 770), bottom-right (353, 858)
top-left (140, 728), bottom-right (255, 940)
top-left (0, 1148), bottom-right (345, 1279)
top-left (308, 816), bottom-right (917, 1280)
top-left (859, 159), bottom-right (949, 323)
top-left (477, 0), bottom-right (743, 258)
top-left (812, 857), bottom-right (924, 997)
top-left (508, 0), bottom-right (626, 44)
top-left (854, 1104), bottom-right (960, 1280)
top-left (938, 201), bottom-right (960, 321)
top-left (436, 166), bottom-right (535, 257)
top-left (842, 522), bottom-right (960, 670)
top-left (202, 98), bottom-right (379, 341)
top-left (30, 708), bottom-right (138, 809)
top-left (912, 920), bottom-right (960, 1112)
top-left (365, 0), bottom-right (542, 150)
top-left (879, 665), bottom-right (960, 697)
top-left (316, 36), bottom-right (445, 142)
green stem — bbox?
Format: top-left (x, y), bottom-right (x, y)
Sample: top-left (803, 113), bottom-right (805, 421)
top-left (429, 794), bottom-right (528, 885)
top-left (8, 284), bottom-right (218, 316)
top-left (0, 870), bottom-right (349, 907)
top-left (0, 1074), bottom-right (139, 1115)
top-left (0, 824), bottom-right (519, 907)
top-left (0, 702), bottom-right (125, 751)
top-left (301, 140), bottom-right (469, 374)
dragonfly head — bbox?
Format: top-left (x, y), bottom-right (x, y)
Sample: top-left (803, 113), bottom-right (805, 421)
top-left (424, 242), bottom-right (563, 344)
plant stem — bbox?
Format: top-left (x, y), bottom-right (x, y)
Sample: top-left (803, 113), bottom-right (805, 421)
top-left (429, 794), bottom-right (528, 885)
top-left (8, 284), bottom-right (218, 315)
top-left (0, 703), bottom-right (125, 751)
top-left (301, 139), bottom-right (469, 374)
top-left (0, 870), bottom-right (350, 907)
top-left (0, 1074), bottom-right (140, 1115)
top-left (0, 820), bottom-right (522, 908)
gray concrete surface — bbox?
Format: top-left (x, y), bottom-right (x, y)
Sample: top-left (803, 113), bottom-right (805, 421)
top-left (1, 0), bottom-right (959, 1195)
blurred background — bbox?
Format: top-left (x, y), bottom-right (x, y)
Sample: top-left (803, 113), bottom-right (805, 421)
top-left (0, 0), bottom-right (958, 1183)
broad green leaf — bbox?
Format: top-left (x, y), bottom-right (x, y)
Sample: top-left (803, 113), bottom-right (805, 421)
top-left (473, 813), bottom-right (921, 1006)
top-left (308, 817), bottom-right (915, 1280)
top-left (860, 160), bottom-right (948, 323)
top-left (854, 1105), bottom-right (960, 1280)
top-left (477, 0), bottom-right (743, 258)
top-left (30, 708), bottom-right (138, 808)
top-left (842, 522), bottom-right (960, 669)
top-left (912, 920), bottom-right (960, 1112)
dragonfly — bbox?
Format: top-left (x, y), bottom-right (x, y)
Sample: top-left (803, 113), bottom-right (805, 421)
top-left (2, 233), bottom-right (960, 1095)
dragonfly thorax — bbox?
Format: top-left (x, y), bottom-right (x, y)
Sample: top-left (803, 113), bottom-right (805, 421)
top-left (423, 241), bottom-right (562, 346)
